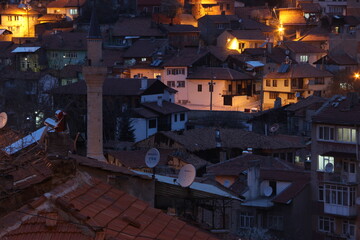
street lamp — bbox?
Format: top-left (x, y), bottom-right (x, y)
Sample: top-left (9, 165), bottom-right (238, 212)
top-left (278, 24), bottom-right (284, 41)
top-left (18, 1), bottom-right (31, 37)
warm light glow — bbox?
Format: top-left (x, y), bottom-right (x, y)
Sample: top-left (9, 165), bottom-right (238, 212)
top-left (227, 38), bottom-right (230, 42)
top-left (228, 38), bottom-right (238, 50)
top-left (278, 25), bottom-right (284, 32)
top-left (354, 73), bottom-right (360, 79)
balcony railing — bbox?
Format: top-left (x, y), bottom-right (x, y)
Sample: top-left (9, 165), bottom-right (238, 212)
top-left (324, 204), bottom-right (356, 217)
top-left (222, 90), bottom-right (248, 96)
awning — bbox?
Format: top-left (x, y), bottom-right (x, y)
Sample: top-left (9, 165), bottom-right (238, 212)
top-left (12, 47), bottom-right (41, 53)
top-left (246, 61), bottom-right (265, 68)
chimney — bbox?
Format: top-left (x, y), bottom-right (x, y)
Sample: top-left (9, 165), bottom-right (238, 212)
top-left (140, 77), bottom-right (148, 90)
top-left (247, 162), bottom-right (260, 200)
top-left (157, 96), bottom-right (163, 107)
top-left (83, 4), bottom-right (107, 162)
top-left (267, 42), bottom-right (273, 54)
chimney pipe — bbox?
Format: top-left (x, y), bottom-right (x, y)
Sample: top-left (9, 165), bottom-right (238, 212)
top-left (140, 77), bottom-right (148, 90)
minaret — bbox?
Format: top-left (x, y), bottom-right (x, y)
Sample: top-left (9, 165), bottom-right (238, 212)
top-left (83, 5), bottom-right (107, 161)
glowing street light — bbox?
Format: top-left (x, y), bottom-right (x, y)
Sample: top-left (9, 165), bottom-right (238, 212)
top-left (278, 24), bottom-right (284, 41)
top-left (354, 72), bottom-right (360, 80)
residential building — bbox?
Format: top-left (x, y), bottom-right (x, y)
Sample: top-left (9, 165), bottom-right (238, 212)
top-left (159, 24), bottom-right (200, 49)
top-left (206, 154), bottom-right (312, 240)
top-left (311, 92), bottom-right (360, 240)
top-left (0, 4), bottom-right (40, 38)
top-left (46, 0), bottom-right (87, 20)
top-left (186, 66), bottom-right (256, 111)
top-left (279, 41), bottom-right (326, 66)
top-left (136, 0), bottom-right (162, 15)
top-left (41, 31), bottom-right (87, 69)
top-left (262, 63), bottom-right (333, 110)
top-left (217, 29), bottom-right (267, 53)
top-left (11, 45), bottom-right (44, 72)
top-left (197, 14), bottom-right (239, 45)
top-left (188, 0), bottom-right (235, 19)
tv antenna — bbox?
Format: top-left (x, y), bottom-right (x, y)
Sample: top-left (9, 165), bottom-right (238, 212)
top-left (177, 164), bottom-right (196, 188)
top-left (0, 112), bottom-right (8, 129)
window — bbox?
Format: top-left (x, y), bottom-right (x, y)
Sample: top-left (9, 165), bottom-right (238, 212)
top-left (267, 215), bottom-right (283, 230)
top-left (63, 52), bottom-right (78, 58)
top-left (180, 113), bottom-right (185, 121)
top-left (217, 23), bottom-right (224, 29)
top-left (284, 79), bottom-right (289, 87)
top-left (198, 84), bottom-right (202, 92)
top-left (174, 114), bottom-right (178, 122)
top-left (226, 3), bottom-right (230, 10)
top-left (318, 126), bottom-right (335, 141)
top-left (288, 93), bottom-right (295, 99)
top-left (337, 127), bottom-right (356, 143)
top-left (269, 92), bottom-right (279, 99)
top-left (167, 81), bottom-right (175, 87)
top-left (319, 185), bottom-right (324, 202)
top-left (224, 96), bottom-right (232, 106)
top-left (220, 3), bottom-right (223, 10)
top-left (238, 212), bottom-right (254, 229)
top-left (343, 220), bottom-right (355, 238)
top-left (149, 119), bottom-right (156, 129)
top-left (300, 55), bottom-right (309, 63)
top-left (167, 68), bottom-right (185, 75)
top-left (14, 16), bottom-right (19, 21)
top-left (343, 160), bottom-right (356, 174)
top-left (154, 73), bottom-right (161, 78)
top-left (315, 78), bottom-right (325, 85)
top-left (272, 80), bottom-right (277, 87)
top-left (141, 58), bottom-right (147, 62)
top-left (239, 42), bottom-right (245, 52)
top-left (318, 216), bottom-right (335, 233)
top-left (8, 16), bottom-right (12, 21)
top-left (318, 155), bottom-right (334, 172)
top-left (324, 184), bottom-right (355, 206)
top-left (69, 8), bottom-right (78, 15)
top-left (177, 81), bottom-right (185, 88)
top-left (266, 80), bottom-right (270, 87)
top-left (153, 6), bottom-right (160, 13)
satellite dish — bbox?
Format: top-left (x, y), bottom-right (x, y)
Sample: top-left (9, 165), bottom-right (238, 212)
top-left (223, 179), bottom-right (231, 187)
top-left (145, 148), bottom-right (160, 168)
top-left (269, 123), bottom-right (279, 133)
top-left (263, 186), bottom-right (273, 197)
top-left (325, 163), bottom-right (334, 173)
top-left (177, 164), bottom-right (196, 188)
top-left (0, 112), bottom-right (8, 128)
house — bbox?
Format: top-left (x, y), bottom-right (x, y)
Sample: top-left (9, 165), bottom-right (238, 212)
top-left (313, 54), bottom-right (358, 75)
top-left (186, 66), bottom-right (256, 111)
top-left (189, 0), bottom-right (235, 19)
top-left (46, 0), bottom-right (87, 20)
top-left (49, 78), bottom-right (180, 142)
top-left (206, 154), bottom-right (311, 240)
top-left (310, 92), bottom-right (360, 240)
top-left (110, 17), bottom-right (165, 47)
top-left (313, 0), bottom-right (347, 15)
top-left (41, 31), bottom-right (87, 69)
top-left (135, 127), bottom-right (306, 164)
top-left (159, 24), bottom-right (200, 49)
top-left (217, 29), bottom-right (267, 53)
top-left (123, 38), bottom-right (168, 78)
top-left (278, 41), bottom-right (326, 65)
top-left (262, 63), bottom-right (333, 110)
top-left (136, 0), bottom-right (162, 15)
top-left (197, 14), bottom-right (239, 45)
top-left (296, 25), bottom-right (330, 50)
top-left (0, 29), bottom-right (12, 41)
top-left (0, 4), bottom-right (40, 37)
top-left (285, 95), bottom-right (327, 137)
top-left (11, 45), bottom-right (45, 72)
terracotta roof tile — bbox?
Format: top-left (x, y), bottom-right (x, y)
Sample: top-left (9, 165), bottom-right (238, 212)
top-left (228, 29), bottom-right (266, 40)
top-left (42, 31), bottom-right (87, 51)
top-left (161, 24), bottom-right (199, 33)
top-left (187, 66), bottom-right (254, 80)
top-left (163, 47), bottom-right (209, 67)
top-left (123, 38), bottom-right (168, 58)
top-left (281, 40), bottom-right (326, 53)
top-left (264, 63), bottom-right (333, 79)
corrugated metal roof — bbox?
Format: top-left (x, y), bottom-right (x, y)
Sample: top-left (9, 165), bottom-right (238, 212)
top-left (11, 46), bottom-right (40, 53)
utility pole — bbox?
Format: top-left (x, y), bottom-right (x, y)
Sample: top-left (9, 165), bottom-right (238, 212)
top-left (209, 73), bottom-right (216, 111)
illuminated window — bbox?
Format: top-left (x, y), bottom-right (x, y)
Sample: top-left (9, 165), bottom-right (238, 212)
top-left (300, 55), bottom-right (309, 63)
top-left (318, 155), bottom-right (334, 171)
top-left (64, 52), bottom-right (78, 58)
top-left (167, 68), bottom-right (185, 75)
top-left (14, 16), bottom-right (19, 21)
top-left (141, 58), bottom-right (147, 62)
top-left (318, 216), bottom-right (334, 233)
top-left (8, 16), bottom-right (12, 21)
top-left (337, 127), bottom-right (356, 143)
top-left (318, 125), bottom-right (334, 141)
top-left (69, 8), bottom-right (78, 15)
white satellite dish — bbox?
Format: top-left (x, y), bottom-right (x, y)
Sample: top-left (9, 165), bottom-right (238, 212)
top-left (177, 164), bottom-right (196, 188)
top-left (263, 186), bottom-right (273, 197)
top-left (325, 163), bottom-right (334, 173)
top-left (0, 112), bottom-right (8, 129)
top-left (145, 148), bottom-right (160, 168)
top-left (269, 123), bottom-right (279, 133)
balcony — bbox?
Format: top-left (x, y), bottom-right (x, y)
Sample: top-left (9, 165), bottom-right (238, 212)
top-left (222, 89), bottom-right (248, 96)
top-left (324, 204), bottom-right (356, 217)
top-left (323, 172), bottom-right (357, 184)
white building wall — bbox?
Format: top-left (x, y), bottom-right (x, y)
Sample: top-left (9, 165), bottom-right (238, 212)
top-left (131, 118), bottom-right (157, 142)
top-left (188, 79), bottom-right (226, 107)
top-left (163, 67), bottom-right (188, 103)
top-left (141, 93), bottom-right (163, 103)
top-left (171, 112), bottom-right (187, 131)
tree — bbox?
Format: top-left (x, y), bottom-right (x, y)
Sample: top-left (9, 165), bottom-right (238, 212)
top-left (118, 111), bottom-right (135, 142)
top-left (161, 0), bottom-right (182, 24)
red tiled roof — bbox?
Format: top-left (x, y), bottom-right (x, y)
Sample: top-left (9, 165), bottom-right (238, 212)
top-left (161, 24), bottom-right (199, 33)
top-left (41, 31), bottom-right (87, 51)
top-left (313, 54), bottom-right (357, 65)
top-left (0, 4), bottom-right (40, 15)
top-left (264, 63), bottom-right (333, 79)
top-left (198, 14), bottom-right (239, 24)
top-left (140, 128), bottom-right (306, 152)
top-left (228, 29), bottom-right (266, 41)
top-left (0, 176), bottom-right (219, 240)
top-left (312, 94), bottom-right (360, 125)
top-left (113, 17), bottom-right (164, 37)
top-left (298, 3), bottom-right (321, 13)
top-left (123, 39), bottom-right (168, 58)
top-left (285, 95), bottom-right (327, 112)
top-left (281, 41), bottom-right (326, 54)
top-left (208, 46), bottom-right (239, 62)
top-left (187, 67), bottom-right (254, 80)
top-left (163, 47), bottom-right (209, 67)
top-left (47, 0), bottom-right (86, 8)
top-left (38, 14), bottom-right (66, 21)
